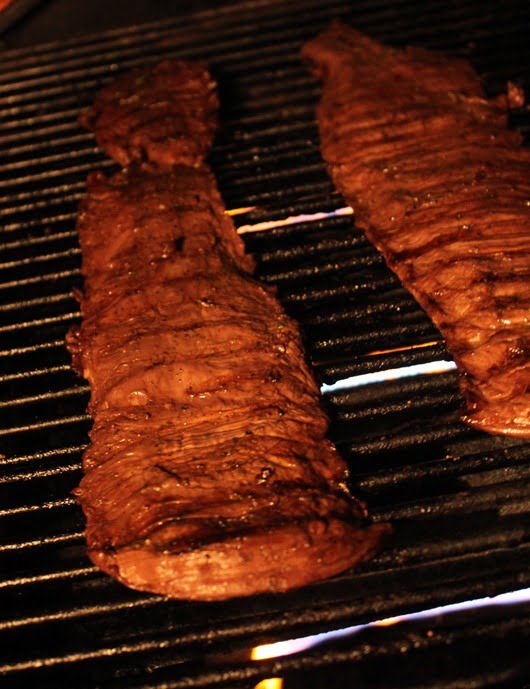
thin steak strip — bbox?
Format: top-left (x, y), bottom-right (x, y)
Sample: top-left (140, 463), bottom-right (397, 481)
top-left (68, 60), bottom-right (388, 600)
top-left (302, 23), bottom-right (530, 437)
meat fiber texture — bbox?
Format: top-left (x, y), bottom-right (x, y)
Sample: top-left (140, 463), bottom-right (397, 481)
top-left (302, 23), bottom-right (530, 437)
top-left (68, 60), bottom-right (388, 600)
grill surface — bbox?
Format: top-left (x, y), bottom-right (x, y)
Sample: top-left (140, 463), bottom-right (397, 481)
top-left (1, 0), bottom-right (530, 686)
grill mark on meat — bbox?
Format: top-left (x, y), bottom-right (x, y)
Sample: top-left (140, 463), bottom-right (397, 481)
top-left (303, 22), bottom-right (530, 437)
top-left (88, 479), bottom-right (359, 547)
top-left (95, 504), bottom-right (359, 564)
top-left (70, 60), bottom-right (389, 600)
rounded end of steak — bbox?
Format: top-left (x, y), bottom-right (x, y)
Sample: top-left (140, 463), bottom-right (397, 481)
top-left (88, 518), bottom-right (390, 600)
top-left (79, 60), bottom-right (218, 169)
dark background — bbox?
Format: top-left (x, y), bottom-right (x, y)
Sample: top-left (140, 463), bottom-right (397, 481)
top-left (0, 0), bottom-right (226, 48)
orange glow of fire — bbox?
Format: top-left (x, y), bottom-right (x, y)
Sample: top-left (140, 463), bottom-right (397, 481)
top-left (251, 645), bottom-right (277, 661)
top-left (226, 207), bottom-right (257, 216)
top-left (366, 341), bottom-right (440, 357)
top-left (373, 616), bottom-right (402, 627)
top-left (254, 679), bottom-right (283, 689)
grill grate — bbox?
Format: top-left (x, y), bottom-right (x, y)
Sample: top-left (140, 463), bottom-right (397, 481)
top-left (1, 0), bottom-right (530, 686)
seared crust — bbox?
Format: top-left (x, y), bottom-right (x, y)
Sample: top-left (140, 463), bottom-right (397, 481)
top-left (70, 61), bottom-right (389, 599)
top-left (303, 22), bottom-right (530, 436)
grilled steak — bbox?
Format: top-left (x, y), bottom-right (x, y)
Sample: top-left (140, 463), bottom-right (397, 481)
top-left (302, 23), bottom-right (530, 437)
top-left (79, 60), bottom-right (218, 169)
top-left (68, 60), bottom-right (388, 600)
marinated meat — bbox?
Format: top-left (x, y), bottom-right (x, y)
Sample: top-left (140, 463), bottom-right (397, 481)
top-left (79, 61), bottom-right (218, 169)
top-left (68, 60), bottom-right (389, 600)
top-left (302, 22), bottom-right (530, 437)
